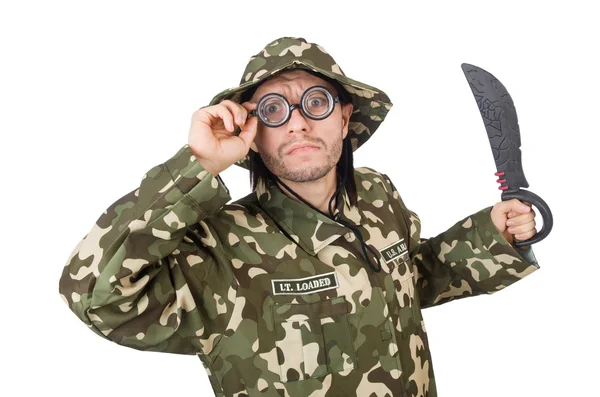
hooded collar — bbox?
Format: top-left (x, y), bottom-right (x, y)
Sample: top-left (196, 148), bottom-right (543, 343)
top-left (255, 178), bottom-right (363, 256)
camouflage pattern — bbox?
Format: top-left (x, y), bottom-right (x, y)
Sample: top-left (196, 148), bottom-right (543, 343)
top-left (208, 37), bottom-right (393, 169)
top-left (59, 144), bottom-right (539, 397)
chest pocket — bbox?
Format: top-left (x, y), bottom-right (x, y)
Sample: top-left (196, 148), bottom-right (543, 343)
top-left (272, 296), bottom-right (356, 382)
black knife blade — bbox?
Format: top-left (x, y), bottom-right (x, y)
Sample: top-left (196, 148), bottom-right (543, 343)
top-left (461, 63), bottom-right (553, 248)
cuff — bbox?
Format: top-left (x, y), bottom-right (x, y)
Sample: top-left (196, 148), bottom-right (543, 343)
top-left (473, 206), bottom-right (540, 269)
top-left (165, 144), bottom-right (231, 218)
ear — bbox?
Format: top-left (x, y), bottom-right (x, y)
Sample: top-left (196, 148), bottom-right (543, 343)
top-left (341, 102), bottom-right (353, 139)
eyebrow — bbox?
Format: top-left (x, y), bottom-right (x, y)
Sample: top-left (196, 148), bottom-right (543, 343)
top-left (255, 83), bottom-right (337, 101)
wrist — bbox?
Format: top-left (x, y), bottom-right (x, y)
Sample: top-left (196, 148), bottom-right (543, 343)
top-left (195, 158), bottom-right (221, 176)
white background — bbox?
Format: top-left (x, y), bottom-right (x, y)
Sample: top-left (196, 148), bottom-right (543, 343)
top-left (1, 1), bottom-right (597, 396)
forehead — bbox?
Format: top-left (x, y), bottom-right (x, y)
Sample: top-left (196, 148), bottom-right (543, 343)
top-left (252, 70), bottom-right (336, 99)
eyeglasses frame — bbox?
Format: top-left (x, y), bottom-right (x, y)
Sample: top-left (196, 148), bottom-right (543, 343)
top-left (248, 85), bottom-right (340, 128)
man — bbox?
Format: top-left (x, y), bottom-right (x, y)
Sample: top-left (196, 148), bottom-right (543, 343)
top-left (59, 37), bottom-right (539, 397)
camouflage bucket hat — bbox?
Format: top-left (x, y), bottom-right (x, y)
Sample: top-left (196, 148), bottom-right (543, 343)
top-left (208, 37), bottom-right (393, 169)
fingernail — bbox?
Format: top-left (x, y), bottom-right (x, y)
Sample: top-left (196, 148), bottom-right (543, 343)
top-left (506, 220), bottom-right (514, 226)
top-left (522, 206), bottom-right (529, 211)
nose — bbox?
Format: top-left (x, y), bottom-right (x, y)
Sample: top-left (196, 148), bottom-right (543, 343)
top-left (287, 106), bottom-right (310, 134)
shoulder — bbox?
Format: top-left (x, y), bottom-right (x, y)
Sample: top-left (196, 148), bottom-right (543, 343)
top-left (354, 166), bottom-right (396, 198)
top-left (196, 191), bottom-right (272, 241)
top-left (228, 191), bottom-right (262, 213)
top-left (211, 191), bottom-right (270, 226)
top-left (209, 191), bottom-right (259, 218)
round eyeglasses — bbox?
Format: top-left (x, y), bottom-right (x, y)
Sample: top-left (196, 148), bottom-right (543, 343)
top-left (249, 85), bottom-right (340, 128)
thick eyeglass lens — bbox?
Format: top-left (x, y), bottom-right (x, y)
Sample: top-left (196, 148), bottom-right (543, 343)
top-left (260, 95), bottom-right (289, 125)
top-left (302, 87), bottom-right (332, 118)
top-left (254, 86), bottom-right (337, 126)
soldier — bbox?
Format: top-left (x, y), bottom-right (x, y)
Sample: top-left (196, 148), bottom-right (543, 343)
top-left (59, 37), bottom-right (540, 397)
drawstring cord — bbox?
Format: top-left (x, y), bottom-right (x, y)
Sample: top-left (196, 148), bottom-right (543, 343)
top-left (273, 142), bottom-right (382, 273)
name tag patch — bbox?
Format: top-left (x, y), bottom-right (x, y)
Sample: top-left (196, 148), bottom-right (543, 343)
top-left (272, 272), bottom-right (339, 295)
top-left (380, 239), bottom-right (408, 263)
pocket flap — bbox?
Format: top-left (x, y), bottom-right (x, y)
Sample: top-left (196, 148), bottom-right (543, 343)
top-left (273, 296), bottom-right (348, 323)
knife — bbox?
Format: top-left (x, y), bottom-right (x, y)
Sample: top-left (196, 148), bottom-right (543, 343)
top-left (461, 63), bottom-right (553, 248)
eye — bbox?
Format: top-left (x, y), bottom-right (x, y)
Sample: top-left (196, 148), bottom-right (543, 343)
top-left (305, 91), bottom-right (330, 117)
top-left (309, 98), bottom-right (325, 107)
top-left (265, 103), bottom-right (280, 114)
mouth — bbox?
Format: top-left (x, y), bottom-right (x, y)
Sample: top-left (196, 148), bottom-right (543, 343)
top-left (287, 144), bottom-right (320, 155)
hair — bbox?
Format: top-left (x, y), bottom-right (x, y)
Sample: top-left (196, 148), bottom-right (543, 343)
top-left (239, 69), bottom-right (358, 207)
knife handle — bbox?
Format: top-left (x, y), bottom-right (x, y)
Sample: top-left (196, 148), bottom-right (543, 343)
top-left (500, 189), bottom-right (553, 248)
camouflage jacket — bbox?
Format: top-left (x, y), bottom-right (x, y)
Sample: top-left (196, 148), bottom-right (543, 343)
top-left (59, 144), bottom-right (539, 397)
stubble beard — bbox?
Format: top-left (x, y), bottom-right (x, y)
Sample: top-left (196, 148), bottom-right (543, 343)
top-left (260, 135), bottom-right (343, 183)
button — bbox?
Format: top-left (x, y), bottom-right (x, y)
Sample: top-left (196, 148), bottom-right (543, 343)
top-left (333, 213), bottom-right (340, 221)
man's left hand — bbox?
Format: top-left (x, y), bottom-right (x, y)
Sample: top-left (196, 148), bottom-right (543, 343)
top-left (490, 199), bottom-right (537, 246)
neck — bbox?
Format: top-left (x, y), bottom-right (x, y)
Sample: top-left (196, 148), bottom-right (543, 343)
top-left (276, 169), bottom-right (339, 215)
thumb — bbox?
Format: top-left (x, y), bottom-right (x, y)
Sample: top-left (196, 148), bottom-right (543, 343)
top-left (237, 116), bottom-right (258, 151)
top-left (497, 198), bottom-right (531, 216)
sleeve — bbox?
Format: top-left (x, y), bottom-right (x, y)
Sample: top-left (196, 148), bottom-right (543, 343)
top-left (383, 175), bottom-right (540, 309)
top-left (58, 144), bottom-right (233, 355)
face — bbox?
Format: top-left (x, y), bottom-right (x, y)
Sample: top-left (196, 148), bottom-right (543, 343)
top-left (249, 70), bottom-right (353, 183)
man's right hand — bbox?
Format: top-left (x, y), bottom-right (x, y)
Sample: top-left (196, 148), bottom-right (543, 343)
top-left (188, 100), bottom-right (258, 176)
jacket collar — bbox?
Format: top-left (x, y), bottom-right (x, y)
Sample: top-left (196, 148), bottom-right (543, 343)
top-left (256, 178), bottom-right (363, 255)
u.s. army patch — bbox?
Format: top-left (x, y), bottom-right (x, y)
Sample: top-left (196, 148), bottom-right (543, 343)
top-left (271, 272), bottom-right (339, 295)
top-left (380, 239), bottom-right (408, 263)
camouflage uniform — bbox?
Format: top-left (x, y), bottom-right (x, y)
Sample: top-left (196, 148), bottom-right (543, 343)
top-left (59, 37), bottom-right (539, 397)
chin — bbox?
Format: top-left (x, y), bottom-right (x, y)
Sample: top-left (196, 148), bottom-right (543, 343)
top-left (282, 163), bottom-right (335, 183)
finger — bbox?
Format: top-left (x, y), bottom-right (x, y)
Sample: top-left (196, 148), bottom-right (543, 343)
top-left (240, 102), bottom-right (257, 122)
top-left (214, 104), bottom-right (236, 132)
top-left (514, 228), bottom-right (536, 241)
top-left (241, 101), bottom-right (257, 110)
top-left (507, 219), bottom-right (536, 236)
top-left (497, 199), bottom-right (531, 215)
top-left (509, 206), bottom-right (537, 219)
top-left (221, 100), bottom-right (249, 127)
top-left (237, 115), bottom-right (258, 150)
top-left (507, 211), bottom-right (535, 226)
top-left (202, 104), bottom-right (236, 132)
top-left (241, 101), bottom-right (257, 120)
